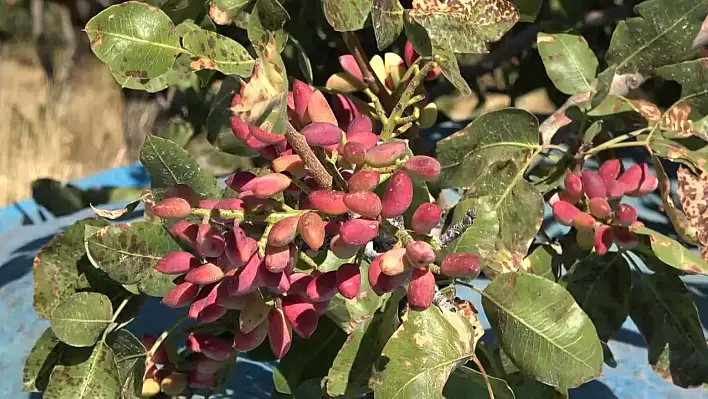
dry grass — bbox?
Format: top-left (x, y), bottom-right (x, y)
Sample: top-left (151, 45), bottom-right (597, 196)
top-left (0, 44), bottom-right (129, 207)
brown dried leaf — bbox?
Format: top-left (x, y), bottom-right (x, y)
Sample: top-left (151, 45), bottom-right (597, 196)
top-left (652, 157), bottom-right (700, 246)
top-left (677, 167), bottom-right (708, 258)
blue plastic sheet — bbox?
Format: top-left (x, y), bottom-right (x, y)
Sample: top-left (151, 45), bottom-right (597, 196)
top-left (1, 130), bottom-right (707, 397)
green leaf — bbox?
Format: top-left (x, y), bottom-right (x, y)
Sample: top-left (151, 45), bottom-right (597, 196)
top-left (536, 33), bottom-right (598, 95)
top-left (658, 59), bottom-right (708, 121)
top-left (444, 168), bottom-right (544, 277)
top-left (33, 218), bottom-right (108, 318)
top-left (326, 289), bottom-right (403, 396)
top-left (290, 35), bottom-right (313, 83)
top-left (23, 328), bottom-right (64, 392)
top-left (273, 316), bottom-right (347, 394)
top-left (44, 343), bottom-right (120, 399)
top-left (373, 304), bottom-right (483, 399)
top-left (326, 261), bottom-right (387, 333)
top-left (510, 0), bottom-right (541, 22)
top-left (86, 222), bottom-right (181, 286)
top-left (443, 365), bottom-right (515, 399)
top-left (406, 0), bottom-right (518, 54)
top-left (248, 0), bottom-right (289, 52)
top-left (175, 19), bottom-right (201, 36)
top-left (605, 0), bottom-right (708, 75)
top-left (561, 254), bottom-right (631, 342)
top-left (108, 330), bottom-right (147, 399)
top-left (322, 0), bottom-right (374, 32)
top-left (522, 245), bottom-right (557, 281)
top-left (182, 29), bottom-right (254, 76)
top-left (213, 0), bottom-right (250, 15)
top-left (137, 265), bottom-right (178, 297)
top-left (140, 134), bottom-right (221, 200)
top-left (50, 292), bottom-right (113, 347)
top-left (630, 225), bottom-right (708, 274)
top-left (435, 43), bottom-right (472, 95)
top-left (436, 108), bottom-right (540, 188)
top-left (629, 269), bottom-right (708, 387)
top-left (371, 0), bottom-right (404, 50)
top-left (481, 272), bottom-right (603, 390)
top-left (85, 2), bottom-right (183, 79)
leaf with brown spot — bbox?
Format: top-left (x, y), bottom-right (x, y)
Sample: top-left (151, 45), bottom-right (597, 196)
top-left (85, 221), bottom-right (181, 287)
top-left (658, 59), bottom-right (708, 142)
top-left (84, 2), bottom-right (182, 79)
top-left (630, 225), bottom-right (708, 274)
top-left (182, 29), bottom-right (254, 76)
top-left (139, 134), bottom-right (221, 201)
top-left (647, 134), bottom-right (708, 174)
top-left (372, 0), bottom-right (405, 50)
top-left (482, 272), bottom-right (603, 391)
top-left (651, 157), bottom-right (701, 246)
top-left (33, 218), bottom-right (108, 318)
top-left (407, 0), bottom-right (519, 54)
top-left (536, 33), bottom-right (598, 95)
top-left (108, 330), bottom-right (147, 399)
top-left (230, 36), bottom-right (289, 135)
top-left (629, 267), bottom-right (708, 388)
top-left (23, 328), bottom-right (64, 392)
top-left (44, 341), bottom-right (121, 399)
top-left (605, 0), bottom-right (708, 76)
top-left (374, 302), bottom-right (482, 399)
top-left (402, 0), bottom-right (519, 94)
top-left (326, 289), bottom-right (403, 397)
top-left (322, 0), bottom-right (374, 32)
top-left (437, 110), bottom-right (543, 276)
top-left (677, 166), bottom-right (708, 258)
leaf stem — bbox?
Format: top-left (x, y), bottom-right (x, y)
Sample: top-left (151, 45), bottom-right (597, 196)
top-left (583, 128), bottom-right (649, 157)
top-left (342, 31), bottom-right (395, 112)
top-left (148, 314), bottom-right (188, 359)
top-left (381, 59), bottom-right (437, 141)
top-left (298, 251), bottom-right (319, 270)
top-left (475, 343), bottom-right (506, 379)
top-left (471, 354), bottom-right (496, 399)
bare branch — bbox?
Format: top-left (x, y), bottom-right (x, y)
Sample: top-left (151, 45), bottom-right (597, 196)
top-left (285, 122), bottom-right (333, 189)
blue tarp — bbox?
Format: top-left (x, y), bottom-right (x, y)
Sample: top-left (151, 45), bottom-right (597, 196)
top-left (1, 127), bottom-right (707, 397)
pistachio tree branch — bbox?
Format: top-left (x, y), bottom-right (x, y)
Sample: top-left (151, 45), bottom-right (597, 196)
top-left (342, 31), bottom-right (396, 112)
top-left (285, 121), bottom-right (333, 189)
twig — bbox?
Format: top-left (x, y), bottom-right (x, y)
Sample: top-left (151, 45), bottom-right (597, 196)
top-left (439, 209), bottom-right (476, 248)
top-left (285, 121), bottom-right (333, 189)
top-left (342, 31), bottom-right (395, 112)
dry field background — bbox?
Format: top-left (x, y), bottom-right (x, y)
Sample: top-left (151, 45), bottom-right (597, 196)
top-left (0, 43), bottom-right (129, 207)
